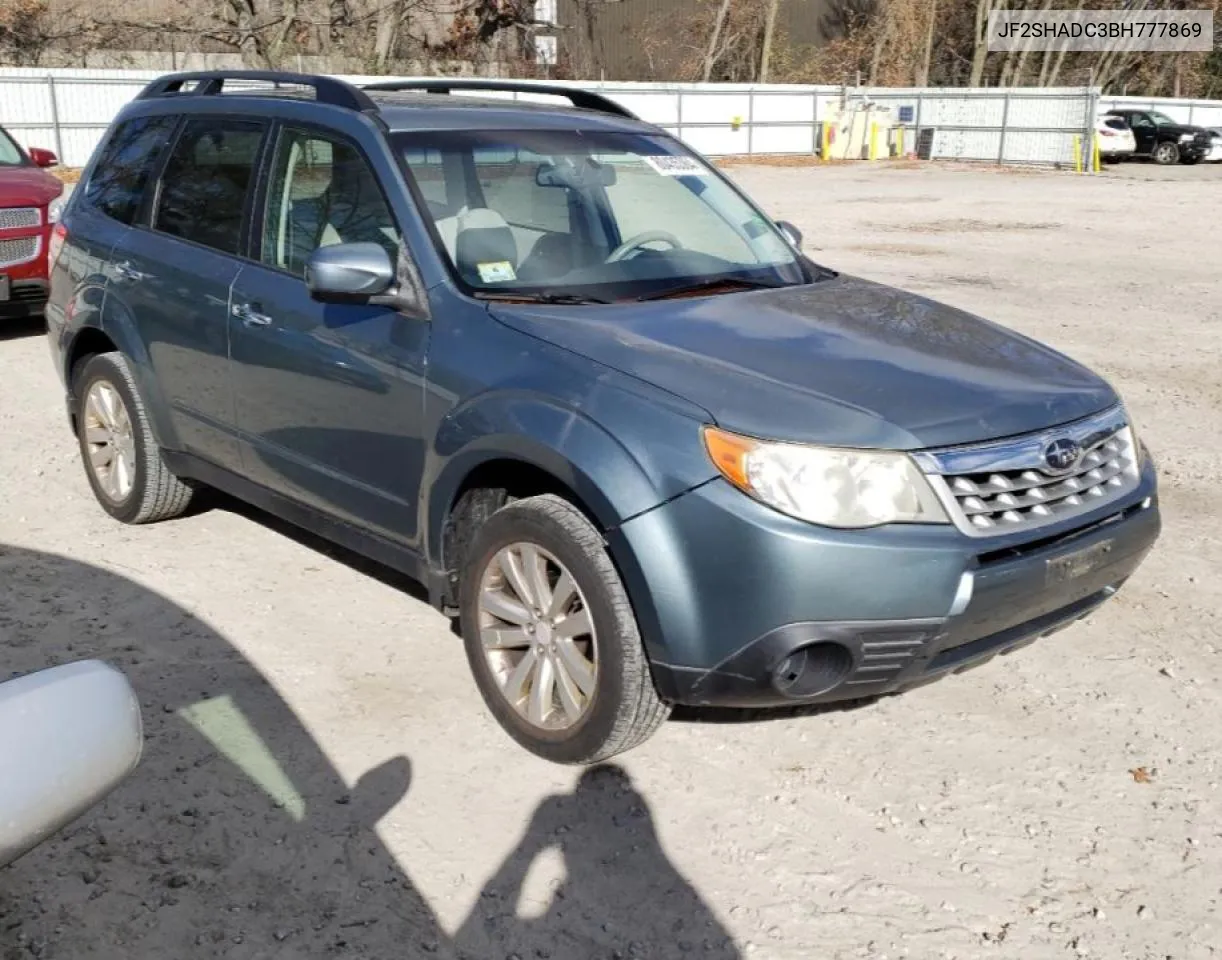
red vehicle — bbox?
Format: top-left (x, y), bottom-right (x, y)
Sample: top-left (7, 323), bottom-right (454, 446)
top-left (0, 124), bottom-right (64, 320)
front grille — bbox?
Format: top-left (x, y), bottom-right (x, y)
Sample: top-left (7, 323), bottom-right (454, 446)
top-left (914, 406), bottom-right (1141, 538)
top-left (0, 236), bottom-right (40, 268)
top-left (0, 207), bottom-right (40, 230)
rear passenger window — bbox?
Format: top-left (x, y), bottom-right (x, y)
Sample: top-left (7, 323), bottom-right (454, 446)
top-left (84, 115), bottom-right (177, 225)
top-left (154, 118), bottom-right (265, 256)
top-left (262, 128), bottom-right (401, 277)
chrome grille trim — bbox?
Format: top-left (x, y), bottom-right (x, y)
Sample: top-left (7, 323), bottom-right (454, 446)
top-left (0, 206), bottom-right (40, 230)
top-left (912, 405), bottom-right (1140, 538)
top-left (0, 236), bottom-right (41, 268)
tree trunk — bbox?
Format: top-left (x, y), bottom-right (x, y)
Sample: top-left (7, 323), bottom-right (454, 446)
top-left (916, 0), bottom-right (937, 86)
top-left (1040, 0), bottom-right (1084, 86)
top-left (702, 0), bottom-right (733, 82)
top-left (1001, 0), bottom-right (1051, 86)
top-left (968, 0), bottom-right (994, 86)
top-left (374, 0), bottom-right (400, 70)
top-left (868, 9), bottom-right (891, 86)
top-left (758, 0), bottom-right (781, 82)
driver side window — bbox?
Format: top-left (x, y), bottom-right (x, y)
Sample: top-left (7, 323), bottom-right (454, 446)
top-left (262, 129), bottom-right (401, 278)
top-left (1129, 114), bottom-right (1153, 129)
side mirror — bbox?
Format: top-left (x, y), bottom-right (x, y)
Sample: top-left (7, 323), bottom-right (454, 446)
top-left (0, 661), bottom-right (143, 868)
top-left (28, 147), bottom-right (58, 168)
top-left (776, 220), bottom-right (803, 248)
top-left (305, 242), bottom-right (395, 302)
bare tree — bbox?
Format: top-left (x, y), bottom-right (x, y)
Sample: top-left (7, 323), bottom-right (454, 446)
top-left (701, 0), bottom-right (732, 81)
top-left (758, 0), bottom-right (780, 81)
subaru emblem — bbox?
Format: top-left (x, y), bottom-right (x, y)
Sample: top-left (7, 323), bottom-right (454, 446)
top-left (1043, 437), bottom-right (1081, 473)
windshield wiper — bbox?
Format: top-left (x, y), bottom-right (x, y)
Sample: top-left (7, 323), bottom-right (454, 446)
top-left (634, 275), bottom-right (787, 302)
top-left (473, 290), bottom-right (610, 305)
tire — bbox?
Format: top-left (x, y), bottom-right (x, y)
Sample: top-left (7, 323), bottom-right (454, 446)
top-left (459, 494), bottom-right (669, 764)
top-left (1153, 141), bottom-right (1179, 165)
top-left (73, 352), bottom-right (194, 524)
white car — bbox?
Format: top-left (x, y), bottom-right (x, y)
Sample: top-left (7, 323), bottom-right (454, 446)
top-left (1205, 128), bottom-right (1222, 163)
top-left (1096, 115), bottom-right (1137, 159)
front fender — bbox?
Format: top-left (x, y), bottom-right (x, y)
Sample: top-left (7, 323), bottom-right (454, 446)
top-left (423, 375), bottom-right (719, 565)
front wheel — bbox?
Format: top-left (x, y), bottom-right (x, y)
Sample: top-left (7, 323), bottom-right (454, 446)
top-left (1153, 141), bottom-right (1179, 165)
top-left (459, 494), bottom-right (669, 764)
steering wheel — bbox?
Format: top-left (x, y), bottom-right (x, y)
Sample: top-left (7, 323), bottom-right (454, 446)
top-left (606, 230), bottom-right (683, 263)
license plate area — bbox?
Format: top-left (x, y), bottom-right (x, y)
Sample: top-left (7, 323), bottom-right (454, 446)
top-left (1046, 538), bottom-right (1114, 586)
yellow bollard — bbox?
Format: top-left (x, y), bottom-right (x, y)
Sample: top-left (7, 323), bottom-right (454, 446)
top-left (869, 122), bottom-right (879, 160)
top-left (897, 126), bottom-right (905, 158)
top-left (820, 121), bottom-right (831, 161)
top-left (1072, 135), bottom-right (1082, 173)
top-left (1093, 134), bottom-right (1101, 172)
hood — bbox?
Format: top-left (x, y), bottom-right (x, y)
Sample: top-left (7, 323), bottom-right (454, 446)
top-left (489, 275), bottom-right (1117, 450)
top-left (1164, 123), bottom-right (1209, 138)
top-left (0, 166), bottom-right (63, 208)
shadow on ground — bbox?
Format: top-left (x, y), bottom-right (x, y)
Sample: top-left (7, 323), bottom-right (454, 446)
top-left (0, 316), bottom-right (44, 343)
top-left (0, 545), bottom-right (738, 959)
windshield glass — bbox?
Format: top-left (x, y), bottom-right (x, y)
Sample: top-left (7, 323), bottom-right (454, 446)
top-left (1149, 111), bottom-right (1178, 126)
top-left (395, 129), bottom-right (806, 300)
top-left (0, 127), bottom-right (25, 166)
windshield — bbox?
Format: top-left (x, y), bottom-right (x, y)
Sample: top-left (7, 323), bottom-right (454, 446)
top-left (395, 129), bottom-right (807, 301)
top-left (0, 127), bottom-right (25, 167)
top-left (1149, 111), bottom-right (1178, 126)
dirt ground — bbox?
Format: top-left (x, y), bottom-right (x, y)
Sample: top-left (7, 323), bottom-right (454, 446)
top-left (2, 162), bottom-right (1220, 960)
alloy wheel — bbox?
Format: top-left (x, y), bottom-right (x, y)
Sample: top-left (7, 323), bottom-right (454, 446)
top-left (82, 380), bottom-right (137, 503)
top-left (478, 542), bottom-right (599, 730)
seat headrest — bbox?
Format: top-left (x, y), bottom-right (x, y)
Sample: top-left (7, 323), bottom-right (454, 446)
top-left (454, 208), bottom-right (517, 283)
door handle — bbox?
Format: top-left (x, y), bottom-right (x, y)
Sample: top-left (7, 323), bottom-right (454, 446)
top-left (112, 260), bottom-right (147, 282)
top-left (232, 302), bottom-right (273, 328)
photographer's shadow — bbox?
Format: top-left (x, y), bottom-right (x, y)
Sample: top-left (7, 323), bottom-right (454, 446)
top-left (455, 764), bottom-right (740, 960)
top-left (0, 544), bottom-right (447, 958)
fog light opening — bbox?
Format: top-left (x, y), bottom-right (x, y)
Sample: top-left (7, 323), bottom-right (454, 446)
top-left (771, 642), bottom-right (854, 698)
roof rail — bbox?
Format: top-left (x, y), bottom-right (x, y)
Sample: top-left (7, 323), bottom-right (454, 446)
top-left (136, 70), bottom-right (377, 113)
top-left (360, 79), bottom-right (637, 120)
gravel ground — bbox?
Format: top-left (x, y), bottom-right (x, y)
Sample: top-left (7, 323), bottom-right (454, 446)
top-left (1, 161), bottom-right (1220, 960)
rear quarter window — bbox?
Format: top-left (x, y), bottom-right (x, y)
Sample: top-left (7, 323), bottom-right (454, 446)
top-left (83, 115), bottom-right (178, 225)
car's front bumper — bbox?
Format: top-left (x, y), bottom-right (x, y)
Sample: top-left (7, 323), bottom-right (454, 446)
top-left (0, 278), bottom-right (48, 319)
top-left (610, 456), bottom-right (1160, 708)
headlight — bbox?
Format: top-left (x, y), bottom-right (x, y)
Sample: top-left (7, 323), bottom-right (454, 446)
top-left (1179, 133), bottom-right (1195, 142)
top-left (46, 195), bottom-right (66, 224)
top-left (703, 426), bottom-right (948, 528)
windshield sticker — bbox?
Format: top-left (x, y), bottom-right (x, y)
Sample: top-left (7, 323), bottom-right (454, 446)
top-left (642, 155), bottom-right (708, 177)
top-left (477, 261), bottom-right (517, 284)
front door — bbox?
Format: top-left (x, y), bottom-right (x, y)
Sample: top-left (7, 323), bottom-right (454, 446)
top-left (109, 115), bottom-right (267, 473)
top-left (1127, 113), bottom-right (1157, 155)
top-left (229, 125), bottom-right (429, 548)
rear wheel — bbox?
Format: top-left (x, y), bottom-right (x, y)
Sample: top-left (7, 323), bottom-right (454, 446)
top-left (74, 352), bottom-right (194, 524)
top-left (459, 494), bottom-right (669, 764)
top-left (1153, 141), bottom-right (1179, 165)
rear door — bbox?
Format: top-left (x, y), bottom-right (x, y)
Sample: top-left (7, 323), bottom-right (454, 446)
top-left (229, 124), bottom-right (429, 547)
top-left (49, 115), bottom-right (177, 353)
top-left (109, 116), bottom-right (267, 473)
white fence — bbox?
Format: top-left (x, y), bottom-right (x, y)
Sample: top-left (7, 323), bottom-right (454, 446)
top-left (2, 66), bottom-right (1220, 169)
